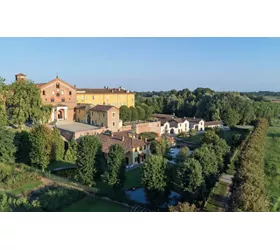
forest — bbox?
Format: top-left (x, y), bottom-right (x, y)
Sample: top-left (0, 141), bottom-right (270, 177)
top-left (135, 88), bottom-right (280, 126)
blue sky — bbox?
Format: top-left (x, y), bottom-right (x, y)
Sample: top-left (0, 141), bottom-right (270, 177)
top-left (1, 38), bottom-right (280, 92)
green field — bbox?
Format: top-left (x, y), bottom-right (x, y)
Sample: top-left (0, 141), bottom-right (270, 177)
top-left (7, 180), bottom-right (44, 196)
top-left (184, 133), bottom-right (203, 143)
top-left (124, 167), bottom-right (142, 189)
top-left (62, 197), bottom-right (130, 212)
top-left (204, 181), bottom-right (229, 212)
top-left (264, 127), bottom-right (280, 211)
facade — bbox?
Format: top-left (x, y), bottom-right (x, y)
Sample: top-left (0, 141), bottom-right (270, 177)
top-left (187, 118), bottom-right (205, 131)
top-left (97, 133), bottom-right (150, 165)
top-left (34, 76), bottom-right (77, 122)
top-left (76, 87), bottom-right (135, 108)
top-left (74, 104), bottom-right (93, 124)
top-left (89, 105), bottom-right (121, 132)
top-left (152, 113), bottom-right (205, 135)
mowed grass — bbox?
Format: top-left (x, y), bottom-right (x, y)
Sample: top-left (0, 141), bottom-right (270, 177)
top-left (62, 197), bottom-right (130, 212)
top-left (184, 133), bottom-right (203, 143)
top-left (264, 127), bottom-right (280, 211)
top-left (204, 181), bottom-right (229, 212)
top-left (124, 167), bottom-right (142, 189)
top-left (6, 180), bottom-right (43, 196)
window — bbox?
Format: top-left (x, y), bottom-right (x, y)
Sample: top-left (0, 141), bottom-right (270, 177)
top-left (61, 98), bottom-right (65, 102)
top-left (42, 90), bottom-right (45, 95)
top-left (45, 98), bottom-right (47, 101)
top-left (69, 91), bottom-right (72, 95)
top-left (51, 98), bottom-right (54, 102)
top-left (112, 112), bottom-right (115, 118)
top-left (103, 113), bottom-right (105, 118)
top-left (113, 122), bottom-right (115, 126)
top-left (56, 83), bottom-right (60, 88)
top-left (61, 90), bottom-right (64, 95)
top-left (92, 95), bottom-right (94, 100)
top-left (52, 90), bottom-right (55, 95)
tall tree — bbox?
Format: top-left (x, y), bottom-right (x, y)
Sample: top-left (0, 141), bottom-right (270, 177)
top-left (14, 130), bottom-right (30, 164)
top-left (136, 105), bottom-right (145, 121)
top-left (64, 139), bottom-right (77, 164)
top-left (103, 144), bottom-right (126, 194)
top-left (119, 105), bottom-right (131, 122)
top-left (0, 77), bottom-right (8, 127)
top-left (51, 127), bottom-right (65, 161)
top-left (76, 135), bottom-right (101, 186)
top-left (6, 79), bottom-right (42, 129)
top-left (177, 158), bottom-right (203, 193)
top-left (129, 106), bottom-right (138, 121)
top-left (0, 127), bottom-right (16, 164)
top-left (29, 125), bottom-right (53, 171)
top-left (175, 147), bottom-right (189, 165)
top-left (141, 155), bottom-right (170, 208)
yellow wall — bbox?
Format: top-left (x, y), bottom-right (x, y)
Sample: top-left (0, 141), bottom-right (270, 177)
top-left (90, 111), bottom-right (108, 127)
top-left (75, 108), bottom-right (87, 123)
top-left (77, 92), bottom-right (135, 108)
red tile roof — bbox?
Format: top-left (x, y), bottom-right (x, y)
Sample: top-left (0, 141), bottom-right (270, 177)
top-left (77, 88), bottom-right (134, 94)
top-left (90, 105), bottom-right (118, 112)
top-left (205, 121), bottom-right (222, 126)
top-left (97, 134), bottom-right (146, 153)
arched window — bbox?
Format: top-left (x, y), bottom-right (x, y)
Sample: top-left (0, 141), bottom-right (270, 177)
top-left (42, 90), bottom-right (45, 95)
top-left (56, 83), bottom-right (60, 88)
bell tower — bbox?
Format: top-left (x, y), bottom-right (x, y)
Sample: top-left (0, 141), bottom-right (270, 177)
top-left (15, 73), bottom-right (27, 81)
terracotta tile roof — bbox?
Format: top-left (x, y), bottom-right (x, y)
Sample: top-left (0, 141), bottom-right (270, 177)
top-left (97, 134), bottom-right (146, 153)
top-left (205, 121), bottom-right (222, 126)
top-left (152, 113), bottom-right (175, 119)
top-left (90, 105), bottom-right (118, 112)
top-left (77, 88), bottom-right (134, 94)
top-left (186, 117), bottom-right (204, 123)
top-left (15, 73), bottom-right (26, 76)
top-left (113, 130), bottom-right (135, 138)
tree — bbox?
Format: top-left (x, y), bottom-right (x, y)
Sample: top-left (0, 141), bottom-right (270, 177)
top-left (175, 147), bottom-right (189, 165)
top-left (169, 202), bottom-right (197, 212)
top-left (136, 106), bottom-right (145, 121)
top-left (51, 127), bottom-right (65, 161)
top-left (64, 139), bottom-right (77, 164)
top-left (76, 135), bottom-right (101, 186)
top-left (119, 105), bottom-right (131, 122)
top-left (14, 130), bottom-right (30, 164)
top-left (222, 108), bottom-right (240, 127)
top-left (129, 106), bottom-right (138, 121)
top-left (193, 144), bottom-right (218, 186)
top-left (0, 77), bottom-right (8, 127)
top-left (141, 155), bottom-right (170, 208)
top-left (6, 79), bottom-right (43, 130)
top-left (29, 125), bottom-right (53, 171)
top-left (0, 127), bottom-right (16, 164)
top-left (103, 144), bottom-right (126, 194)
top-left (139, 132), bottom-right (158, 141)
top-left (155, 137), bottom-right (170, 156)
top-left (141, 103), bottom-right (153, 120)
top-left (177, 158), bottom-right (203, 193)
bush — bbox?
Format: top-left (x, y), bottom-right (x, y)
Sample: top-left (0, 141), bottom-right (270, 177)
top-left (0, 163), bottom-right (39, 190)
top-left (35, 186), bottom-right (86, 211)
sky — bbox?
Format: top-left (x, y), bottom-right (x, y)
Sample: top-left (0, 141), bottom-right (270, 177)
top-left (1, 37), bottom-right (280, 92)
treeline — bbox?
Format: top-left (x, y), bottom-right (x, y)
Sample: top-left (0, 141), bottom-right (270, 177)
top-left (230, 118), bottom-right (269, 212)
top-left (119, 103), bottom-right (153, 123)
top-left (136, 88), bottom-right (280, 125)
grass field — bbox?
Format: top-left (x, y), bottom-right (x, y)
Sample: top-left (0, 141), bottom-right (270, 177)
top-left (204, 181), bottom-right (229, 212)
top-left (264, 126), bottom-right (280, 211)
top-left (62, 197), bottom-right (130, 212)
top-left (184, 133), bottom-right (203, 143)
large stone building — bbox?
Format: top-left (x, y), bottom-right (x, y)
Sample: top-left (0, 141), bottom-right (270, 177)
top-left (33, 75), bottom-right (77, 122)
top-left (76, 87), bottom-right (135, 108)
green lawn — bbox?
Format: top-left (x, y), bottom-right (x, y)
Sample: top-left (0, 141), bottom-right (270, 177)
top-left (184, 133), bottom-right (203, 143)
top-left (62, 197), bottom-right (130, 212)
top-left (6, 180), bottom-right (43, 196)
top-left (264, 127), bottom-right (280, 211)
top-left (48, 161), bottom-right (77, 171)
top-left (125, 167), bottom-right (142, 189)
top-left (204, 181), bottom-right (229, 212)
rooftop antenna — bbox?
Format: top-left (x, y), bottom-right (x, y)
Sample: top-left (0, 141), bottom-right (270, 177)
top-left (56, 72), bottom-right (58, 78)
